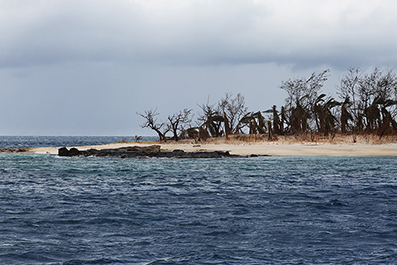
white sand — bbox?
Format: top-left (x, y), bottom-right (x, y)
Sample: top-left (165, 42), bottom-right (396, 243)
top-left (31, 142), bottom-right (397, 156)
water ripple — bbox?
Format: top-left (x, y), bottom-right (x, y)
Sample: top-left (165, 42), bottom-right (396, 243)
top-left (1, 155), bottom-right (397, 264)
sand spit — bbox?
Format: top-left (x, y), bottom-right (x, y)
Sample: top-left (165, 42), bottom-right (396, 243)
top-left (28, 141), bottom-right (397, 157)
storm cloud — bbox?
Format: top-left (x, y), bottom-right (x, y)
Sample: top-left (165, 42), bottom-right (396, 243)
top-left (1, 0), bottom-right (396, 135)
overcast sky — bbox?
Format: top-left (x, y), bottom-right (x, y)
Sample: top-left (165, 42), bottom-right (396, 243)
top-left (1, 0), bottom-right (397, 136)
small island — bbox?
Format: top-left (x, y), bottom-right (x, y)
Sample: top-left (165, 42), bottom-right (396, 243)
top-left (4, 67), bottom-right (397, 157)
top-left (22, 133), bottom-right (397, 157)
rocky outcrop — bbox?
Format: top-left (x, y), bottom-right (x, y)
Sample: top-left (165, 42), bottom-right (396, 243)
top-left (0, 147), bottom-right (31, 153)
top-left (57, 145), bottom-right (245, 158)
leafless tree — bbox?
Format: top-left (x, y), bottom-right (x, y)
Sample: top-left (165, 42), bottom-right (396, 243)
top-left (137, 109), bottom-right (169, 141)
top-left (337, 67), bottom-right (397, 134)
top-left (280, 69), bottom-right (330, 132)
top-left (197, 98), bottom-right (224, 138)
top-left (218, 93), bottom-right (248, 134)
top-left (168, 109), bottom-right (193, 141)
top-left (282, 70), bottom-right (330, 112)
top-left (337, 67), bottom-right (362, 132)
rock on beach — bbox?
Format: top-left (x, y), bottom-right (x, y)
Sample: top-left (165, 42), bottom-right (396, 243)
top-left (0, 147), bottom-right (31, 153)
top-left (57, 145), bottom-right (241, 158)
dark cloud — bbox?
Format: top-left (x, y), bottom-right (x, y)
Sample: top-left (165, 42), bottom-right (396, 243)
top-left (1, 0), bottom-right (396, 135)
top-left (2, 0), bottom-right (395, 69)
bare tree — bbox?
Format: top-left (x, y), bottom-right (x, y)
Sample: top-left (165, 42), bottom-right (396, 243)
top-left (196, 93), bottom-right (248, 139)
top-left (337, 67), bottom-right (362, 132)
top-left (137, 109), bottom-right (169, 141)
top-left (280, 69), bottom-right (330, 133)
top-left (282, 70), bottom-right (330, 111)
top-left (168, 109), bottom-right (193, 141)
top-left (218, 93), bottom-right (248, 134)
top-left (197, 99), bottom-right (224, 138)
top-left (337, 67), bottom-right (397, 134)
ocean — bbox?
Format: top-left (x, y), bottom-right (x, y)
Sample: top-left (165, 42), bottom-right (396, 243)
top-left (1, 137), bottom-right (397, 264)
top-left (0, 136), bottom-right (158, 149)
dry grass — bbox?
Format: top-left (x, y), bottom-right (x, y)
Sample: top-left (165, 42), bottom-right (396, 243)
top-left (158, 133), bottom-right (397, 145)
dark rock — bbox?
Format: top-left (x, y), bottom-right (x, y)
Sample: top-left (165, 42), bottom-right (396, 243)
top-left (16, 147), bottom-right (31, 152)
top-left (0, 147), bottom-right (30, 153)
top-left (58, 147), bottom-right (82, 156)
top-left (125, 145), bottom-right (161, 153)
top-left (57, 145), bottom-right (246, 158)
top-left (69, 148), bottom-right (81, 156)
top-left (215, 150), bottom-right (230, 156)
top-left (58, 147), bottom-right (69, 156)
top-left (172, 149), bottom-right (185, 153)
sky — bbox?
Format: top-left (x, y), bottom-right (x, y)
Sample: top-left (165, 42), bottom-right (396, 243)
top-left (1, 0), bottom-right (397, 136)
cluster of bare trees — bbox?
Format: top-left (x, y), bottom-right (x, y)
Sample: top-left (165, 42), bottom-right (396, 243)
top-left (138, 108), bottom-right (193, 141)
top-left (138, 93), bottom-right (248, 141)
top-left (337, 67), bottom-right (397, 137)
top-left (138, 67), bottom-right (397, 141)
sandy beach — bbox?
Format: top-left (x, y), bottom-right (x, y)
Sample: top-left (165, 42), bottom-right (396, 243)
top-left (30, 141), bottom-right (397, 156)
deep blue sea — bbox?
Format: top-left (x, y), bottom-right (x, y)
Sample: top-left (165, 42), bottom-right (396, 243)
top-left (1, 137), bottom-right (397, 264)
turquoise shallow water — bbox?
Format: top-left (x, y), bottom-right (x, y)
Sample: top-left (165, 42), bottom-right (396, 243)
top-left (1, 138), bottom-right (397, 264)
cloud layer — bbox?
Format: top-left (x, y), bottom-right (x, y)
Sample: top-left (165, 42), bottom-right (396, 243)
top-left (2, 0), bottom-right (397, 69)
top-left (1, 1), bottom-right (397, 135)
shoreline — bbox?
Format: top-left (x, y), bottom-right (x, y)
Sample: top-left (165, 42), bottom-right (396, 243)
top-left (28, 141), bottom-right (397, 156)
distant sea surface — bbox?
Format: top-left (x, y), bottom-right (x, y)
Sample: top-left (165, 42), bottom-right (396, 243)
top-left (1, 136), bottom-right (397, 264)
top-left (0, 136), bottom-right (158, 149)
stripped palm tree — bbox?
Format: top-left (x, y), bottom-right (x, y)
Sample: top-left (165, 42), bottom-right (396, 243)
top-left (271, 105), bottom-right (282, 135)
top-left (288, 98), bottom-right (311, 133)
top-left (364, 99), bottom-right (381, 133)
top-left (313, 94), bottom-right (340, 135)
top-left (376, 97), bottom-right (397, 138)
top-left (323, 98), bottom-right (340, 136)
top-left (240, 111), bottom-right (266, 135)
top-left (280, 106), bottom-right (286, 134)
top-left (313, 94), bottom-right (327, 133)
top-left (340, 97), bottom-right (353, 133)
